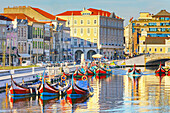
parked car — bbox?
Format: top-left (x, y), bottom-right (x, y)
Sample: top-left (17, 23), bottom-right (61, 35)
top-left (22, 60), bottom-right (31, 66)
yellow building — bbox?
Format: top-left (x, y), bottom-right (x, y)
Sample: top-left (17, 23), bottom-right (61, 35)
top-left (56, 8), bottom-right (124, 60)
top-left (139, 35), bottom-right (170, 54)
top-left (132, 10), bottom-right (170, 54)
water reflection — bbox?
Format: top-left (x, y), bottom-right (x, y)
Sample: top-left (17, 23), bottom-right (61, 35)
top-left (1, 68), bottom-right (170, 112)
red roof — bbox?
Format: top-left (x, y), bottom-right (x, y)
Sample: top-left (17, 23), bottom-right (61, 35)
top-left (56, 11), bottom-right (82, 16)
top-left (31, 7), bottom-right (56, 20)
top-left (88, 8), bottom-right (111, 17)
top-left (0, 13), bottom-right (37, 22)
top-left (56, 8), bottom-right (122, 19)
top-left (57, 17), bottom-right (66, 21)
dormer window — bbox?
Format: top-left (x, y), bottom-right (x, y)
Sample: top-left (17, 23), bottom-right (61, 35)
top-left (82, 13), bottom-right (90, 15)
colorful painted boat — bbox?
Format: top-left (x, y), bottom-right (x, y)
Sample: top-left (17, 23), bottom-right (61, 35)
top-left (155, 63), bottom-right (166, 77)
top-left (86, 68), bottom-right (95, 77)
top-left (167, 69), bottom-right (170, 76)
top-left (67, 75), bottom-right (93, 97)
top-left (96, 67), bottom-right (112, 79)
top-left (38, 81), bottom-right (60, 96)
top-left (73, 69), bottom-right (84, 80)
top-left (39, 80), bottom-right (70, 96)
top-left (127, 64), bottom-right (142, 81)
top-left (9, 76), bottom-right (36, 96)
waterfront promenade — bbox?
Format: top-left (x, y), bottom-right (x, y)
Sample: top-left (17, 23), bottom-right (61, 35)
top-left (0, 65), bottom-right (78, 89)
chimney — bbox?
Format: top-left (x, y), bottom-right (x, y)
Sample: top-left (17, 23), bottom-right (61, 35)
top-left (83, 7), bottom-right (86, 11)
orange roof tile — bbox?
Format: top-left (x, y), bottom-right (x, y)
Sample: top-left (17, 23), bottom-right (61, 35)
top-left (56, 17), bottom-right (66, 21)
top-left (0, 13), bottom-right (37, 22)
top-left (56, 11), bottom-right (82, 16)
top-left (88, 8), bottom-right (111, 17)
top-left (31, 7), bottom-right (55, 20)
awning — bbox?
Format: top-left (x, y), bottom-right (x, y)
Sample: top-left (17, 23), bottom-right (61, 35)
top-left (19, 54), bottom-right (30, 58)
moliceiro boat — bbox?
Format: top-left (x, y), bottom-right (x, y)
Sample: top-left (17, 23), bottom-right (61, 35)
top-left (155, 63), bottom-right (166, 77)
top-left (9, 75), bottom-right (37, 96)
top-left (38, 80), bottom-right (70, 96)
top-left (67, 75), bottom-right (93, 97)
top-left (127, 64), bottom-right (142, 81)
top-left (95, 67), bottom-right (112, 79)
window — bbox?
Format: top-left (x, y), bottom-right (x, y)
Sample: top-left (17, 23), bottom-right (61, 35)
top-left (87, 28), bottom-right (90, 34)
top-left (94, 20), bottom-right (97, 24)
top-left (160, 48), bottom-right (162, 52)
top-left (74, 28), bottom-right (77, 34)
top-left (149, 48), bottom-right (151, 52)
top-left (81, 28), bottom-right (83, 34)
top-left (24, 43), bottom-right (26, 52)
top-left (40, 42), bottom-right (41, 49)
top-left (82, 13), bottom-right (90, 15)
top-left (21, 28), bottom-right (23, 37)
top-left (40, 29), bottom-right (41, 38)
top-left (74, 38), bottom-right (77, 46)
top-left (74, 20), bottom-right (77, 24)
top-left (42, 42), bottom-right (43, 48)
top-left (87, 39), bottom-right (91, 46)
top-left (38, 28), bottom-right (40, 36)
top-left (165, 17), bottom-right (169, 20)
top-left (35, 41), bottom-right (37, 48)
top-left (148, 23), bottom-right (157, 26)
top-left (80, 39), bottom-right (84, 46)
top-left (68, 20), bottom-right (70, 25)
top-left (18, 42), bottom-right (20, 52)
top-left (81, 20), bottom-right (83, 24)
top-left (155, 48), bottom-right (157, 52)
top-left (18, 28), bottom-right (20, 37)
top-left (94, 39), bottom-right (97, 46)
top-left (168, 48), bottom-right (170, 52)
top-left (38, 42), bottom-right (40, 49)
top-left (87, 20), bottom-right (90, 24)
top-left (94, 28), bottom-right (97, 34)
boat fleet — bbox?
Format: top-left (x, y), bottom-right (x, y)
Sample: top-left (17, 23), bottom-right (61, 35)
top-left (9, 61), bottom-right (113, 99)
top-left (8, 60), bottom-right (170, 100)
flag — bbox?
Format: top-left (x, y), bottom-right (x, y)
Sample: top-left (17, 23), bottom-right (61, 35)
top-left (129, 17), bottom-right (133, 23)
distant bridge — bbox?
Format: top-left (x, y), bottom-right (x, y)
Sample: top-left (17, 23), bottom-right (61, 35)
top-left (145, 53), bottom-right (170, 63)
top-left (118, 54), bottom-right (170, 66)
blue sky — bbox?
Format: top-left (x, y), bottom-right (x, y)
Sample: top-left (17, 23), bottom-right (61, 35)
top-left (0, 0), bottom-right (169, 25)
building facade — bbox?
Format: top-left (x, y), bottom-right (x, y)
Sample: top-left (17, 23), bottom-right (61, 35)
top-left (0, 15), bottom-right (12, 64)
top-left (56, 8), bottom-right (124, 60)
top-left (132, 10), bottom-right (170, 54)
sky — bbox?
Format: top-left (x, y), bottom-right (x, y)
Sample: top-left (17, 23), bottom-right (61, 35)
top-left (0, 0), bottom-right (170, 25)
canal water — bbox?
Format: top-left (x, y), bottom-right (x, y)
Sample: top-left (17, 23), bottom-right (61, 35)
top-left (1, 67), bottom-right (170, 113)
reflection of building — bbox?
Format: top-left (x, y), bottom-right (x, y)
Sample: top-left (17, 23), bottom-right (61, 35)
top-left (56, 8), bottom-right (124, 60)
top-left (132, 10), bottom-right (170, 54)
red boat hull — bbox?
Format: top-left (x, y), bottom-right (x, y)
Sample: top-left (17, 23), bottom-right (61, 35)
top-left (9, 76), bottom-right (35, 96)
top-left (39, 82), bottom-right (59, 96)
